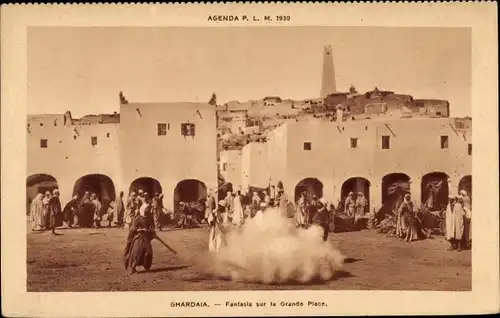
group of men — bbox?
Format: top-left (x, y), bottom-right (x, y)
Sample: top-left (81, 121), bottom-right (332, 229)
top-left (444, 190), bottom-right (472, 251)
top-left (29, 189), bottom-right (62, 234)
top-left (29, 188), bottom-right (170, 232)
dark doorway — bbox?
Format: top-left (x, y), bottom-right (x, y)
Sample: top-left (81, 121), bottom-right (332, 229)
top-left (381, 173), bottom-right (411, 208)
top-left (129, 177), bottom-right (162, 196)
top-left (73, 174), bottom-right (116, 209)
top-left (26, 174), bottom-right (58, 215)
top-left (294, 178), bottom-right (323, 202)
top-left (421, 172), bottom-right (449, 211)
top-left (174, 179), bottom-right (208, 206)
top-left (341, 177), bottom-right (371, 212)
top-left (458, 175), bottom-right (472, 201)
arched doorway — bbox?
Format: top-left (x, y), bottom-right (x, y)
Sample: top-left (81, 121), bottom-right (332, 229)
top-left (218, 181), bottom-right (233, 201)
top-left (341, 177), bottom-right (371, 212)
top-left (421, 172), bottom-right (449, 211)
top-left (129, 177), bottom-right (163, 196)
top-left (381, 173), bottom-right (411, 209)
top-left (73, 174), bottom-right (116, 211)
top-left (458, 175), bottom-right (472, 200)
top-left (294, 178), bottom-right (323, 202)
top-left (174, 179), bottom-right (208, 207)
top-left (26, 174), bottom-right (58, 215)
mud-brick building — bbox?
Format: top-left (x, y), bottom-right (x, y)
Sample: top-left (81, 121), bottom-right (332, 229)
top-left (26, 101), bottom-right (218, 212)
top-left (222, 116), bottom-right (472, 212)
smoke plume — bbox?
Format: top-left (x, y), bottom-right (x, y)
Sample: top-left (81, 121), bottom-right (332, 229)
top-left (202, 207), bottom-right (345, 284)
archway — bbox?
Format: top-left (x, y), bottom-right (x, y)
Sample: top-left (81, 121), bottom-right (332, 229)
top-left (129, 177), bottom-right (163, 196)
top-left (340, 177), bottom-right (371, 212)
top-left (458, 175), bottom-right (472, 201)
top-left (26, 174), bottom-right (58, 215)
top-left (421, 172), bottom-right (450, 211)
top-left (294, 178), bottom-right (323, 202)
top-left (174, 179), bottom-right (208, 207)
top-left (73, 174), bottom-right (116, 208)
top-left (381, 173), bottom-right (411, 208)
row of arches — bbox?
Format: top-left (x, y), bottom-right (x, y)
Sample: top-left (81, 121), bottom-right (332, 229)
top-left (291, 173), bottom-right (472, 212)
top-left (26, 174), bottom-right (208, 213)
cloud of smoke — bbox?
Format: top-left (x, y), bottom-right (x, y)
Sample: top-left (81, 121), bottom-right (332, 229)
top-left (202, 207), bottom-right (345, 284)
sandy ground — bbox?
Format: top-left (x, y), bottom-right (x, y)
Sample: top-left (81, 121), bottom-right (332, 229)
top-left (27, 222), bottom-right (471, 292)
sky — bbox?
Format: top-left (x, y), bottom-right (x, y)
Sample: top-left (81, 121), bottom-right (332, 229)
top-left (28, 27), bottom-right (471, 117)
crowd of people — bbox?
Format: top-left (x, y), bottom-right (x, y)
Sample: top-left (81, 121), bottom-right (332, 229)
top-left (29, 185), bottom-right (472, 274)
top-left (29, 189), bottom-right (62, 235)
top-left (378, 189), bottom-right (472, 250)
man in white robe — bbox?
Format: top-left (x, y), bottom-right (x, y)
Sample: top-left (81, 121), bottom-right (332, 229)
top-left (208, 200), bottom-right (226, 252)
top-left (232, 191), bottom-right (244, 226)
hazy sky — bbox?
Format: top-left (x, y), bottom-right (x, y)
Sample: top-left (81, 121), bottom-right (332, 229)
top-left (28, 27), bottom-right (471, 117)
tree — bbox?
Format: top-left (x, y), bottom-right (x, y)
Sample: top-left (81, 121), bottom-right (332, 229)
top-left (209, 93), bottom-right (217, 106)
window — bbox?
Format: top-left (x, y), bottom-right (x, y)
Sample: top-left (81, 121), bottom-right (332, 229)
top-left (455, 121), bottom-right (465, 129)
top-left (303, 142), bottom-right (312, 151)
top-left (157, 123), bottom-right (167, 136)
top-left (73, 135), bottom-right (77, 140)
top-left (91, 136), bottom-right (97, 146)
top-left (40, 139), bottom-right (48, 148)
top-left (181, 123), bottom-right (195, 136)
top-left (222, 163), bottom-right (227, 171)
top-left (468, 144), bottom-right (472, 155)
top-left (440, 136), bottom-right (449, 149)
top-left (381, 136), bottom-right (390, 149)
top-left (39, 123), bottom-right (44, 126)
top-left (350, 138), bottom-right (358, 148)
top-left (106, 132), bottom-right (110, 138)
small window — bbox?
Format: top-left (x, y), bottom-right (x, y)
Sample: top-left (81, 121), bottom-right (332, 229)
top-left (54, 122), bottom-right (57, 126)
top-left (91, 136), bottom-right (97, 146)
top-left (157, 123), bottom-right (167, 136)
top-left (40, 139), bottom-right (48, 148)
top-left (303, 142), bottom-right (312, 151)
top-left (181, 123), bottom-right (195, 136)
top-left (27, 123), bottom-right (30, 128)
top-left (73, 135), bottom-right (77, 140)
top-left (455, 122), bottom-right (465, 129)
top-left (350, 138), bottom-right (358, 148)
top-left (39, 123), bottom-right (44, 127)
top-left (106, 133), bottom-right (110, 138)
top-left (440, 136), bottom-right (449, 149)
top-left (468, 144), bottom-right (472, 155)
top-left (382, 136), bottom-right (390, 149)
top-left (222, 163), bottom-right (227, 171)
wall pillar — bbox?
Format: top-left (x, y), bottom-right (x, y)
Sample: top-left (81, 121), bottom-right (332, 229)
top-left (370, 182), bottom-right (382, 212)
top-left (410, 174), bottom-right (422, 207)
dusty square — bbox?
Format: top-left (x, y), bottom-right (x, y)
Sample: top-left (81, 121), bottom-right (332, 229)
top-left (27, 226), bottom-right (471, 292)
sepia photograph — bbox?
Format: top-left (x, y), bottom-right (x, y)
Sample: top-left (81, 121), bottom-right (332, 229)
top-left (26, 26), bottom-right (473, 292)
top-left (1, 3), bottom-right (498, 317)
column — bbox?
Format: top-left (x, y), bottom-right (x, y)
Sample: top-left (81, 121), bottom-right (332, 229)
top-left (370, 182), bottom-right (382, 212)
top-left (410, 174), bottom-right (422, 207)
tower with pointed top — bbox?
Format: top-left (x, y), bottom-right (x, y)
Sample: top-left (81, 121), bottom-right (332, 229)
top-left (320, 45), bottom-right (337, 97)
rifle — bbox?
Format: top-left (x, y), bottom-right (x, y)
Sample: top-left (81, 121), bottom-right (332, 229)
top-left (153, 233), bottom-right (178, 255)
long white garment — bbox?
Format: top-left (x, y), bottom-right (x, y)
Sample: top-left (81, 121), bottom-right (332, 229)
top-left (232, 195), bottom-right (244, 226)
top-left (295, 198), bottom-right (306, 226)
top-left (208, 209), bottom-right (225, 252)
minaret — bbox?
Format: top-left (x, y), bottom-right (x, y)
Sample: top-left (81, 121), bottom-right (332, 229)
top-left (320, 45), bottom-right (337, 97)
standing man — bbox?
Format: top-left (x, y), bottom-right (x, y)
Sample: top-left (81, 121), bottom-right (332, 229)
top-left (313, 198), bottom-right (330, 241)
top-left (205, 189), bottom-right (217, 224)
top-left (112, 191), bottom-right (125, 228)
top-left (48, 189), bottom-right (62, 235)
top-left (62, 195), bottom-right (79, 228)
top-left (91, 193), bottom-right (102, 229)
